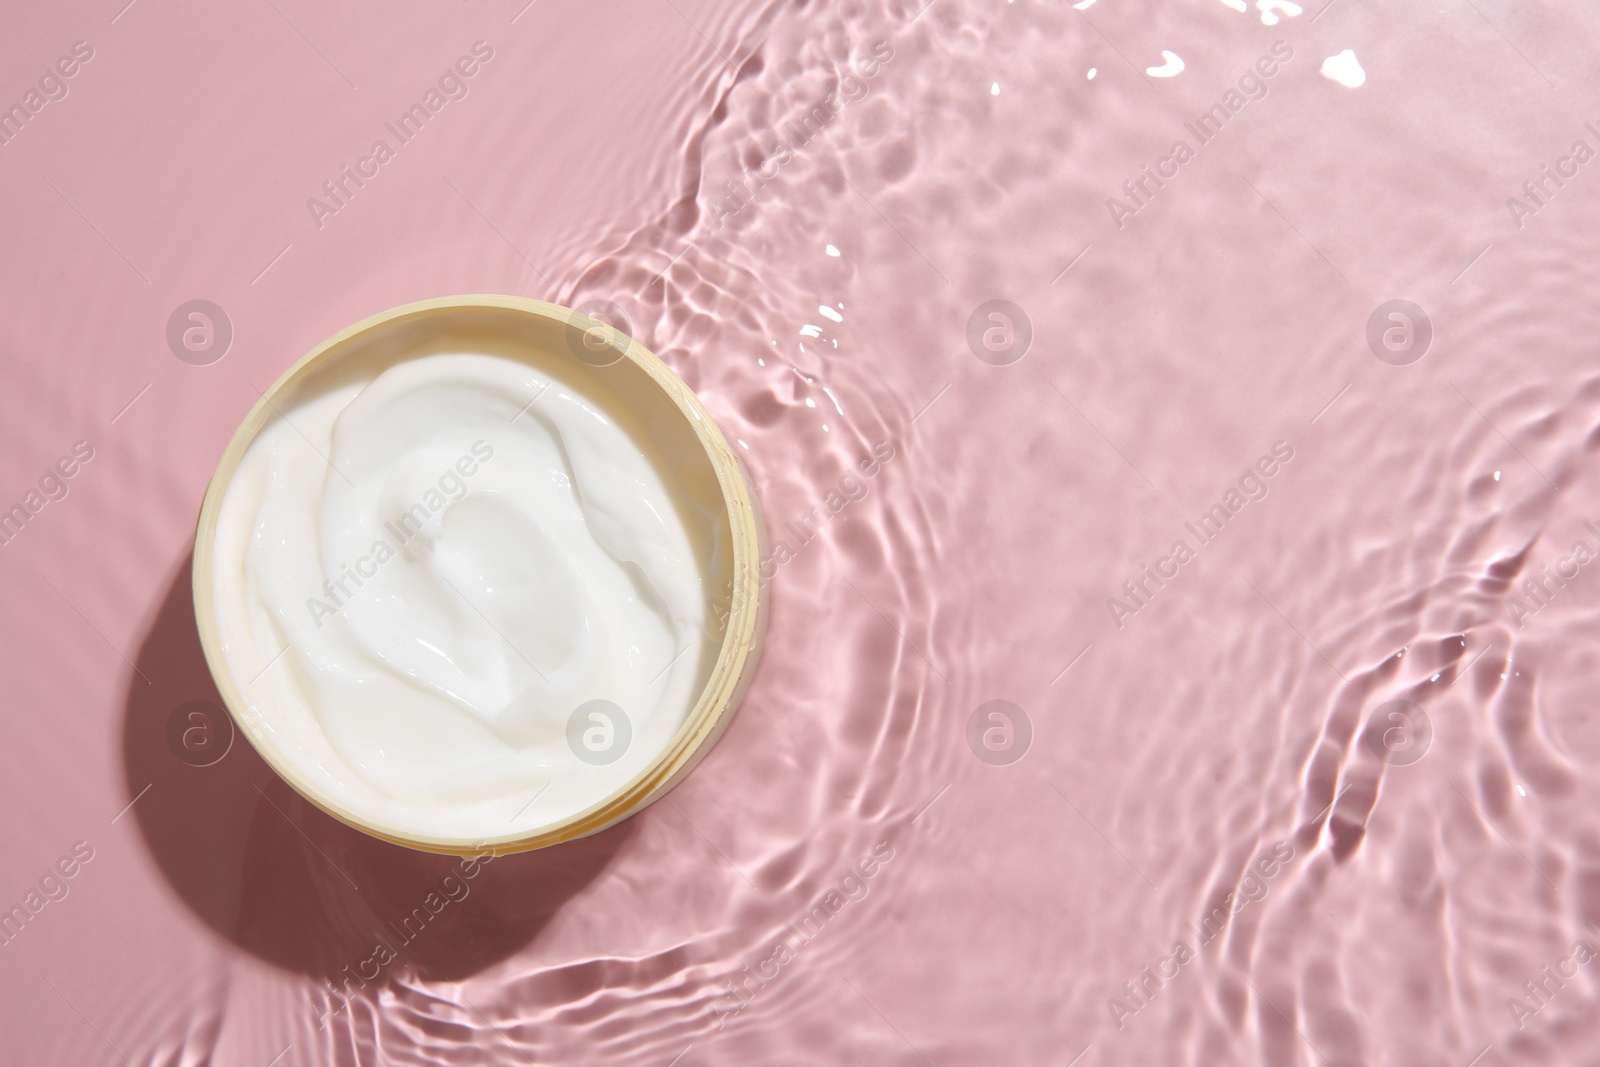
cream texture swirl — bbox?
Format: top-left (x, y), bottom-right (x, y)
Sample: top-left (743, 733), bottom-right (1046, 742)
top-left (210, 352), bottom-right (707, 840)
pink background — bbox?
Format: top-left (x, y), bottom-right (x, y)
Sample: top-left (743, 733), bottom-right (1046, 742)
top-left (4, 0), bottom-right (1600, 1063)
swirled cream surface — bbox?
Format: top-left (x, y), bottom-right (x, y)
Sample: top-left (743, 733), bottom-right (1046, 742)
top-left (210, 351), bottom-right (709, 840)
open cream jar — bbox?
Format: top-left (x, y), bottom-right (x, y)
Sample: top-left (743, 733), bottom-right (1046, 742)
top-left (193, 296), bottom-right (766, 854)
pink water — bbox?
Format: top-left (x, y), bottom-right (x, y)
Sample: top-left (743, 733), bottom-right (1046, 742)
top-left (4, 0), bottom-right (1600, 1063)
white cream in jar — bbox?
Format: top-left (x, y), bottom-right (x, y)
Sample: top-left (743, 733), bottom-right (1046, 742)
top-left (210, 350), bottom-right (709, 840)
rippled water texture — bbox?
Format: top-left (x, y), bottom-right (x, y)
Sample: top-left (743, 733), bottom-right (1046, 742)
top-left (3, 0), bottom-right (1600, 1063)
